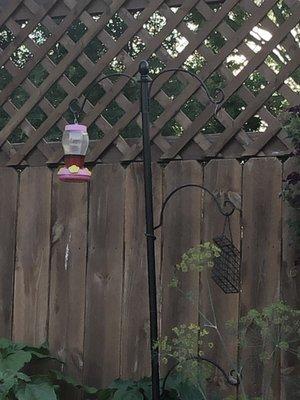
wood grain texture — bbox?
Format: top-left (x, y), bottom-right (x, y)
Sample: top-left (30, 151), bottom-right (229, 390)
top-left (201, 159), bottom-right (241, 397)
top-left (281, 157), bottom-right (300, 400)
top-left (0, 0), bottom-right (60, 68)
top-left (2, 0), bottom-right (128, 156)
top-left (48, 172), bottom-right (88, 397)
top-left (239, 157), bottom-right (282, 400)
top-left (0, 153), bottom-right (297, 391)
top-left (10, 0), bottom-right (223, 20)
top-left (160, 161), bottom-right (202, 365)
top-left (120, 163), bottom-right (162, 379)
top-left (159, 0), bottom-right (281, 160)
top-left (0, 0), bottom-right (96, 109)
top-left (120, 0), bottom-right (249, 163)
top-left (84, 164), bottom-right (125, 387)
top-left (13, 167), bottom-right (52, 344)
top-left (0, 133), bottom-right (293, 168)
top-left (0, 167), bottom-right (18, 338)
top-left (0, 0), bottom-right (22, 27)
top-left (0, 0), bottom-right (298, 166)
top-left (6, 0), bottom-right (167, 166)
top-left (73, 0), bottom-right (198, 164)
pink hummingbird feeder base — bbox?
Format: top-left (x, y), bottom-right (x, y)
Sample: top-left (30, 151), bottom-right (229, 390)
top-left (58, 165), bottom-right (91, 183)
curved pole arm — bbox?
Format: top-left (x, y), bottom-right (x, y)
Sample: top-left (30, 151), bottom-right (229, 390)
top-left (161, 356), bottom-right (239, 397)
top-left (154, 184), bottom-right (236, 231)
top-left (149, 68), bottom-right (225, 113)
top-left (69, 64), bottom-right (225, 122)
top-left (69, 73), bottom-right (137, 122)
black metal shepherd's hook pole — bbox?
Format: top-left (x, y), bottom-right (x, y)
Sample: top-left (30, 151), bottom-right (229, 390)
top-left (66, 60), bottom-right (236, 399)
top-left (139, 60), bottom-right (161, 400)
top-left (138, 60), bottom-right (236, 400)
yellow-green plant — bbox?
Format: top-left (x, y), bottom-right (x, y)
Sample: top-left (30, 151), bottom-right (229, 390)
top-left (176, 242), bottom-right (221, 273)
top-left (169, 242), bottom-right (220, 292)
top-left (238, 301), bottom-right (300, 363)
top-left (157, 323), bottom-right (213, 366)
top-left (156, 323), bottom-right (215, 396)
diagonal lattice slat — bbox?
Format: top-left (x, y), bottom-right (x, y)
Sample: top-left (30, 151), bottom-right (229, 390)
top-left (160, 0), bottom-right (300, 160)
top-left (122, 0), bottom-right (280, 161)
top-left (0, 0), bottom-right (299, 167)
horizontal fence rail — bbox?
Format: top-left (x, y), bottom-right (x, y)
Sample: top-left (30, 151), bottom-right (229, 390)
top-left (0, 0), bottom-right (299, 166)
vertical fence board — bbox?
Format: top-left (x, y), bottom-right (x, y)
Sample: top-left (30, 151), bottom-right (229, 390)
top-left (201, 159), bottom-right (241, 397)
top-left (281, 157), bottom-right (300, 400)
top-left (13, 167), bottom-right (52, 344)
top-left (48, 174), bottom-right (88, 398)
top-left (120, 163), bottom-right (162, 379)
top-left (240, 157), bottom-right (282, 399)
top-left (160, 161), bottom-right (203, 362)
top-left (0, 153), bottom-right (296, 391)
top-left (0, 168), bottom-right (18, 338)
top-left (84, 164), bottom-right (125, 387)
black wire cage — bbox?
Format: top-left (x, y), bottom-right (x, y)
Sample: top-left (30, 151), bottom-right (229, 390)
top-left (212, 219), bottom-right (241, 294)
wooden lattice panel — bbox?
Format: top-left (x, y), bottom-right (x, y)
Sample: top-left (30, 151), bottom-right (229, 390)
top-left (0, 0), bottom-right (299, 166)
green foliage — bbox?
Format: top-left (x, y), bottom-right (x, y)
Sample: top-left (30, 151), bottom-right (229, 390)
top-left (287, 219), bottom-right (300, 238)
top-left (163, 371), bottom-right (215, 400)
top-left (106, 378), bottom-right (151, 400)
top-left (153, 242), bottom-right (222, 397)
top-left (0, 338), bottom-right (216, 400)
top-left (124, 302), bottom-right (300, 400)
top-left (157, 242), bottom-right (219, 370)
top-left (168, 243), bottom-right (220, 306)
top-left (281, 112), bottom-right (300, 150)
top-left (0, 338), bottom-right (96, 400)
top-left (281, 110), bottom-right (300, 238)
top-left (176, 242), bottom-right (221, 274)
top-left (282, 174), bottom-right (300, 211)
top-left (238, 301), bottom-right (300, 363)
top-left (162, 240), bottom-right (300, 400)
top-left (101, 372), bottom-right (213, 400)
top-left (156, 323), bottom-right (213, 367)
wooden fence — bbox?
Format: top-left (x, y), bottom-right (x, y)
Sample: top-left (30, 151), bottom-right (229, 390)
top-left (0, 157), bottom-right (299, 399)
top-left (0, 0), bottom-right (299, 167)
top-left (0, 0), bottom-right (299, 399)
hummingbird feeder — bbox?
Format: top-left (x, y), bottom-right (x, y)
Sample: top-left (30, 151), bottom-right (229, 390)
top-left (58, 123), bottom-right (91, 183)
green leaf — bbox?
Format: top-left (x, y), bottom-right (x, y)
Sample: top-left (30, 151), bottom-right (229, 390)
top-left (111, 388), bottom-right (127, 400)
top-left (50, 369), bottom-right (98, 395)
top-left (107, 378), bottom-right (152, 399)
top-left (0, 376), bottom-right (17, 397)
top-left (30, 375), bottom-right (54, 386)
top-left (30, 351), bottom-right (61, 362)
top-left (278, 341), bottom-right (289, 351)
top-left (50, 370), bottom-right (79, 387)
top-left (0, 350), bottom-right (32, 372)
top-left (15, 372), bottom-right (31, 382)
top-left (0, 338), bottom-right (13, 349)
top-left (22, 343), bottom-right (53, 360)
top-left (15, 382), bottom-right (58, 400)
top-left (113, 388), bottom-right (143, 400)
top-left (97, 388), bottom-right (114, 400)
top-left (165, 373), bottom-right (208, 400)
top-left (84, 385), bottom-right (99, 394)
top-left (0, 339), bottom-right (26, 353)
top-left (24, 342), bottom-right (49, 353)
top-left (109, 379), bottom-right (135, 390)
